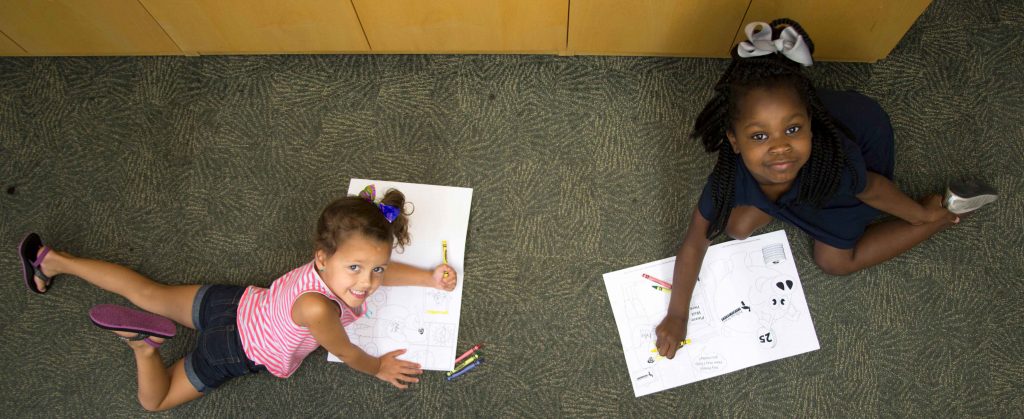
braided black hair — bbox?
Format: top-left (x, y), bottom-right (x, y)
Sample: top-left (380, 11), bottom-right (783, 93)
top-left (692, 18), bottom-right (857, 240)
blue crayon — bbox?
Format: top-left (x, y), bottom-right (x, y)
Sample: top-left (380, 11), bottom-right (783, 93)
top-left (445, 358), bottom-right (484, 381)
top-left (446, 353), bottom-right (480, 377)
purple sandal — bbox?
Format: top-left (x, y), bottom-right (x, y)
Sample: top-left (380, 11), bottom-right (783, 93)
top-left (88, 305), bottom-right (176, 349)
top-left (18, 233), bottom-right (53, 294)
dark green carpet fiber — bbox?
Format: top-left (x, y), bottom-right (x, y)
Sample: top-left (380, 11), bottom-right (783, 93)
top-left (1, 1), bottom-right (1022, 417)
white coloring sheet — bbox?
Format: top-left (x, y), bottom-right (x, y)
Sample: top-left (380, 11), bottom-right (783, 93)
top-left (326, 179), bottom-right (472, 371)
top-left (603, 230), bottom-right (819, 397)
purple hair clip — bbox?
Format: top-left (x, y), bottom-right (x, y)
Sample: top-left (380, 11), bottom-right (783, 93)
top-left (358, 185), bottom-right (400, 223)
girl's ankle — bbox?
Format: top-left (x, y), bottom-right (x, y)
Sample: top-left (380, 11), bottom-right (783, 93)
top-left (37, 248), bottom-right (66, 276)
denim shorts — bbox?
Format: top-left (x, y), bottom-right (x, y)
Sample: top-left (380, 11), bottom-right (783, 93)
top-left (183, 285), bottom-right (266, 393)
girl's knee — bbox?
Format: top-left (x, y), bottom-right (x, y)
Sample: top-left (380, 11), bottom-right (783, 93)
top-left (725, 225), bottom-right (754, 241)
top-left (132, 282), bottom-right (164, 302)
top-left (139, 394), bottom-right (179, 412)
top-left (138, 393), bottom-right (166, 412)
top-left (140, 400), bottom-right (162, 412)
top-left (813, 251), bottom-right (857, 276)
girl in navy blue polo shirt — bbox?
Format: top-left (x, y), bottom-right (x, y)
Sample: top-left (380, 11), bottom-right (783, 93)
top-left (655, 19), bottom-right (997, 359)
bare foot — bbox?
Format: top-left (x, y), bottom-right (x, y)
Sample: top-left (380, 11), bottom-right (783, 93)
top-left (34, 247), bottom-right (63, 292)
top-left (112, 330), bottom-right (165, 352)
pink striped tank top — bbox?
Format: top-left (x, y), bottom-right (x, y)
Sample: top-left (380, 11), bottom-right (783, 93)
top-left (236, 261), bottom-right (365, 378)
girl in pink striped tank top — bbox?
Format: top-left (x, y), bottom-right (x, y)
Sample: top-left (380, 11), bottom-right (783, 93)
top-left (19, 186), bottom-right (457, 411)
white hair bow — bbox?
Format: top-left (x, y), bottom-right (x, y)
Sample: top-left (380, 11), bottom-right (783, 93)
top-left (736, 22), bottom-right (813, 67)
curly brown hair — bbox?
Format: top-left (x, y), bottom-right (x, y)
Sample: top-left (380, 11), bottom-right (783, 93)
top-left (314, 188), bottom-right (411, 256)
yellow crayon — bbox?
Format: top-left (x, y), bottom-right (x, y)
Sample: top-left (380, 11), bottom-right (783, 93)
top-left (650, 339), bottom-right (692, 352)
top-left (446, 353), bottom-right (480, 376)
top-left (442, 240), bottom-right (449, 278)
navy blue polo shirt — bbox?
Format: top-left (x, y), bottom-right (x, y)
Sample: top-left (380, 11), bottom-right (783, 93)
top-left (698, 90), bottom-right (895, 249)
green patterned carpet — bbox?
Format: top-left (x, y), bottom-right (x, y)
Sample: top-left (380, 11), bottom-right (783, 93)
top-left (1, 1), bottom-right (1022, 417)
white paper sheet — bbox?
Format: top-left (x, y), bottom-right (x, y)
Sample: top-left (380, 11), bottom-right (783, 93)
top-left (603, 230), bottom-right (819, 397)
top-left (326, 179), bottom-right (472, 371)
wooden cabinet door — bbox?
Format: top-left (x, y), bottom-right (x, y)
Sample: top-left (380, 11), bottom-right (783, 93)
top-left (0, 0), bottom-right (180, 55)
top-left (736, 0), bottom-right (932, 62)
top-left (139, 0), bottom-right (369, 54)
top-left (568, 0), bottom-right (749, 57)
top-left (353, 0), bottom-right (568, 53)
top-left (0, 31), bottom-right (27, 56)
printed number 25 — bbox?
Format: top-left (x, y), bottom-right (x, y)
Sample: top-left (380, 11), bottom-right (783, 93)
top-left (759, 333), bottom-right (772, 343)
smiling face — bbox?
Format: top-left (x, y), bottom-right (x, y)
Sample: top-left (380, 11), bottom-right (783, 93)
top-left (726, 85), bottom-right (813, 192)
top-left (315, 233), bottom-right (391, 309)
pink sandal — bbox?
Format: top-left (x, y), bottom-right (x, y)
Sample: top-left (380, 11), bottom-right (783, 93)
top-left (88, 305), bottom-right (176, 349)
top-left (18, 233), bottom-right (53, 294)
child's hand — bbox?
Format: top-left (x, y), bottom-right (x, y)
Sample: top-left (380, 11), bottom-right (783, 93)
top-left (375, 349), bottom-right (423, 389)
top-left (918, 194), bottom-right (959, 225)
top-left (431, 264), bottom-right (458, 291)
top-left (655, 314), bottom-right (688, 360)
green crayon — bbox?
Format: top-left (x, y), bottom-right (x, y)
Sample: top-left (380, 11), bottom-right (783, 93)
top-left (446, 353), bottom-right (480, 377)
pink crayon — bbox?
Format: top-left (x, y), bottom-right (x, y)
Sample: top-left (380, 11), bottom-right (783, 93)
top-left (642, 273), bottom-right (672, 289)
top-left (454, 343), bottom-right (484, 365)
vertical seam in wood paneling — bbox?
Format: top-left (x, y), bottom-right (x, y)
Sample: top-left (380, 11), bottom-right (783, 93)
top-left (730, 0), bottom-right (755, 54)
top-left (136, 0), bottom-right (186, 55)
top-left (350, 0), bottom-right (373, 50)
top-left (0, 29), bottom-right (29, 54)
top-left (564, 0), bottom-right (571, 53)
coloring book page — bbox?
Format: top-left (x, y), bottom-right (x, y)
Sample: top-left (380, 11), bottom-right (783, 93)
top-left (603, 230), bottom-right (819, 397)
top-left (326, 179), bottom-right (472, 371)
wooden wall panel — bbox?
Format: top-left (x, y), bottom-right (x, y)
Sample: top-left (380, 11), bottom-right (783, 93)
top-left (736, 0), bottom-right (933, 62)
top-left (0, 0), bottom-right (181, 55)
top-left (353, 0), bottom-right (568, 53)
top-left (139, 0), bottom-right (369, 54)
top-left (568, 0), bottom-right (749, 57)
top-left (0, 31), bottom-right (27, 56)
top-left (0, 0), bottom-right (930, 59)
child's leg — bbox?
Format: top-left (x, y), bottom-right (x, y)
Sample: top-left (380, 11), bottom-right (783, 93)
top-left (37, 249), bottom-right (199, 329)
top-left (118, 334), bottom-right (203, 411)
top-left (813, 197), bottom-right (958, 275)
top-left (725, 206), bottom-right (774, 240)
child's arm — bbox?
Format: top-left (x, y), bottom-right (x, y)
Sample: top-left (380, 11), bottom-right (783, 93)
top-left (383, 262), bottom-right (458, 291)
top-left (655, 207), bottom-right (713, 359)
top-left (292, 293), bottom-right (423, 389)
top-left (856, 172), bottom-right (954, 225)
